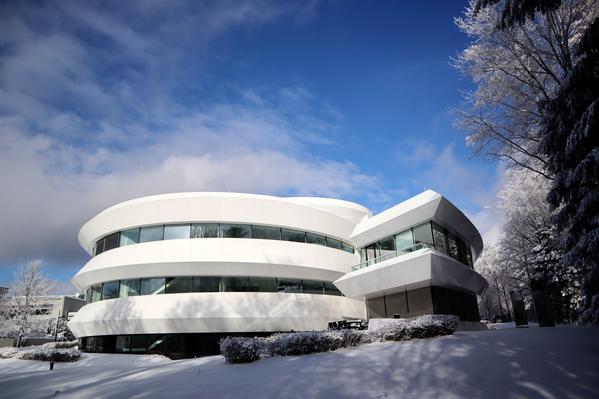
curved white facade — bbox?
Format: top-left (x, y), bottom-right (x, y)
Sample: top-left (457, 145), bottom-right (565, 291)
top-left (69, 190), bottom-right (487, 357)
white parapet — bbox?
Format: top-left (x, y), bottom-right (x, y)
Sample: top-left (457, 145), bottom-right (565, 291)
top-left (68, 292), bottom-right (367, 337)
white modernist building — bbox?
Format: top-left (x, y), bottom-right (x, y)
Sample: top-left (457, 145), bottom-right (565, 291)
top-left (69, 190), bottom-right (487, 357)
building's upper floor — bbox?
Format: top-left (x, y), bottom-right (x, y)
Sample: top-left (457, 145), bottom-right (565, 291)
top-left (73, 190), bottom-right (483, 293)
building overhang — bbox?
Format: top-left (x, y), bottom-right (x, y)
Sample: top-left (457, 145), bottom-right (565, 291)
top-left (333, 249), bottom-right (488, 300)
top-left (350, 190), bottom-right (484, 260)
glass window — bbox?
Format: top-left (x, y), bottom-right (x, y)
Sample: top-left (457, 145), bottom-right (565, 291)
top-left (377, 237), bottom-right (395, 256)
top-left (306, 232), bottom-right (327, 246)
top-left (130, 335), bottom-right (147, 353)
top-left (325, 282), bottom-right (342, 296)
top-left (302, 280), bottom-right (324, 295)
top-left (103, 233), bottom-right (120, 252)
top-left (360, 248), bottom-right (367, 263)
top-left (342, 242), bottom-right (354, 253)
top-left (165, 277), bottom-right (193, 294)
top-left (164, 224), bottom-right (191, 240)
top-left (248, 277), bottom-right (277, 292)
top-left (120, 228), bottom-right (140, 246)
top-left (120, 279), bottom-right (140, 297)
top-left (220, 224), bottom-right (251, 238)
top-left (465, 245), bottom-right (473, 267)
top-left (251, 225), bottom-right (281, 240)
top-left (432, 223), bottom-right (448, 255)
top-left (365, 244), bottom-right (377, 261)
top-left (115, 336), bottom-right (131, 353)
top-left (412, 222), bottom-right (434, 248)
top-left (140, 225), bottom-right (164, 243)
top-left (86, 288), bottom-right (91, 303)
top-left (326, 237), bottom-right (343, 250)
top-left (457, 237), bottom-right (469, 265)
top-left (281, 229), bottom-right (305, 243)
top-left (140, 278), bottom-right (165, 295)
top-left (223, 277), bottom-right (248, 292)
top-left (193, 277), bottom-right (221, 292)
top-left (95, 239), bottom-right (105, 256)
top-left (395, 229), bottom-right (414, 252)
top-left (91, 284), bottom-right (102, 302)
top-left (446, 232), bottom-right (459, 260)
top-left (191, 223), bottom-right (219, 238)
top-left (101, 281), bottom-right (119, 300)
top-left (277, 278), bottom-right (302, 293)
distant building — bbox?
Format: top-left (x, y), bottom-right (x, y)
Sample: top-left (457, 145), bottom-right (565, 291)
top-left (0, 294), bottom-right (86, 347)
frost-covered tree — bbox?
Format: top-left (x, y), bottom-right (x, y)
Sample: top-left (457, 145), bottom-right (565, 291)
top-left (458, 0), bottom-right (598, 324)
top-left (453, 0), bottom-right (596, 178)
top-left (8, 261), bottom-right (54, 346)
top-left (483, 169), bottom-right (581, 322)
top-left (476, 246), bottom-right (514, 320)
top-left (540, 17), bottom-right (599, 324)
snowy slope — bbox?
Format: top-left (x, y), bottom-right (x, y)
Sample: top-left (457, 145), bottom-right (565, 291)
top-left (1, 327), bottom-right (598, 399)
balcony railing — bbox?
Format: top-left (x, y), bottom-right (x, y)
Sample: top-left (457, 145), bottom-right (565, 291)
top-left (352, 243), bottom-right (433, 271)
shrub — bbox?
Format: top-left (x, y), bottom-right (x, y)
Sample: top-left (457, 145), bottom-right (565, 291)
top-left (373, 315), bottom-right (459, 342)
top-left (0, 345), bottom-right (80, 362)
top-left (220, 314), bottom-right (459, 364)
top-left (42, 340), bottom-right (79, 349)
top-left (220, 336), bottom-right (263, 364)
top-left (265, 331), bottom-right (343, 356)
top-left (15, 348), bottom-right (81, 362)
top-left (0, 347), bottom-right (19, 359)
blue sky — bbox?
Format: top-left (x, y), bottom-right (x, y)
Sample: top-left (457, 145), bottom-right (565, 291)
top-left (0, 0), bottom-right (502, 292)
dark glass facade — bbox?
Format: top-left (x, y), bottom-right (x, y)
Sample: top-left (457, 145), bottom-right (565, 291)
top-left (81, 332), bottom-right (275, 359)
top-left (358, 221), bottom-right (474, 268)
top-left (365, 286), bottom-right (480, 322)
top-left (87, 276), bottom-right (343, 303)
top-left (94, 222), bottom-right (354, 256)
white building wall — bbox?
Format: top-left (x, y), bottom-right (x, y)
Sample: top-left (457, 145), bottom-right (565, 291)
top-left (68, 293), bottom-right (367, 337)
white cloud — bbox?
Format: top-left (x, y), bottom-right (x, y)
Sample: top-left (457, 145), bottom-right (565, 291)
top-left (0, 101), bottom-right (382, 266)
top-left (0, 0), bottom-right (386, 271)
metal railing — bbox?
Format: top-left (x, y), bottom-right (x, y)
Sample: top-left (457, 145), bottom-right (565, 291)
top-left (352, 242), bottom-right (433, 271)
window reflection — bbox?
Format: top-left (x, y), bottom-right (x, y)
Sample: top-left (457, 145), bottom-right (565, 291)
top-left (101, 281), bottom-right (119, 300)
top-left (141, 278), bottom-right (165, 295)
top-left (120, 228), bottom-right (140, 246)
top-left (140, 226), bottom-right (164, 243)
top-left (86, 276), bottom-right (343, 303)
top-left (95, 223), bottom-right (354, 255)
top-left (432, 223), bottom-right (448, 255)
top-left (306, 232), bottom-right (327, 246)
top-left (251, 225), bottom-right (281, 240)
top-left (281, 229), bottom-right (306, 243)
top-left (165, 277), bottom-right (193, 294)
top-left (191, 224), bottom-right (219, 238)
top-left (358, 221), bottom-right (473, 268)
top-left (164, 224), bottom-right (191, 240)
top-left (220, 224), bottom-right (251, 238)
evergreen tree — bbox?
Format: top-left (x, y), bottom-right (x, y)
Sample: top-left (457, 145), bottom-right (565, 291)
top-left (540, 19), bottom-right (599, 323)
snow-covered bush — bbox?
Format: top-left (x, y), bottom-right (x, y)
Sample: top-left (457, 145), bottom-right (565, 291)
top-left (373, 315), bottom-right (458, 342)
top-left (220, 336), bottom-right (264, 364)
top-left (43, 340), bottom-right (78, 349)
top-left (220, 315), bottom-right (458, 364)
top-left (265, 331), bottom-right (343, 356)
top-left (0, 345), bottom-right (80, 362)
top-left (0, 347), bottom-right (19, 359)
top-left (15, 347), bottom-right (81, 362)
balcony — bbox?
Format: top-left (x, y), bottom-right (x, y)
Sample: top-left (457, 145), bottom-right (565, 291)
top-left (352, 243), bottom-right (433, 271)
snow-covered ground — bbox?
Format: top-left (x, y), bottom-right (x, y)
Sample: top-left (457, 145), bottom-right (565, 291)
top-left (1, 326), bottom-right (598, 399)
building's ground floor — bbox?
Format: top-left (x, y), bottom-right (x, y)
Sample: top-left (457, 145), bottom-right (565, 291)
top-left (78, 285), bottom-right (480, 358)
top-left (80, 332), bottom-right (275, 359)
top-left (365, 286), bottom-right (480, 322)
